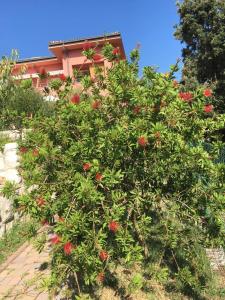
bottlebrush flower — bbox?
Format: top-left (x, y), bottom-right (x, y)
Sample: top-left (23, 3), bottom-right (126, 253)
top-left (59, 74), bottom-right (66, 81)
top-left (92, 53), bottom-right (102, 61)
top-left (179, 92), bottom-right (193, 102)
top-left (204, 104), bottom-right (213, 113)
top-left (138, 136), bottom-right (148, 147)
top-left (99, 250), bottom-right (108, 261)
top-left (32, 149), bottom-right (39, 157)
top-left (64, 242), bottom-right (73, 255)
top-left (40, 68), bottom-right (47, 76)
top-left (95, 173), bottom-right (103, 181)
top-left (83, 41), bottom-right (92, 51)
top-left (83, 163), bottom-right (92, 171)
top-left (71, 94), bottom-right (80, 105)
top-left (19, 147), bottom-right (27, 154)
top-left (133, 106), bottom-right (141, 114)
top-left (203, 89), bottom-right (212, 97)
top-left (51, 234), bottom-right (61, 245)
top-left (108, 221), bottom-right (119, 233)
top-left (97, 272), bottom-right (105, 282)
top-left (37, 197), bottom-right (45, 207)
top-left (112, 47), bottom-right (120, 55)
top-left (92, 100), bottom-right (101, 109)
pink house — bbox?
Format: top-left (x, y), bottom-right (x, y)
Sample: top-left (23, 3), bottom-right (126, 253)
top-left (13, 33), bottom-right (126, 91)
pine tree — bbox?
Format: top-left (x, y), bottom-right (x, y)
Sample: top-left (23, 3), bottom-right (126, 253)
top-left (175, 0), bottom-right (225, 112)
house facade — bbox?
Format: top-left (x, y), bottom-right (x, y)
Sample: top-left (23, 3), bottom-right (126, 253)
top-left (13, 32), bottom-right (126, 91)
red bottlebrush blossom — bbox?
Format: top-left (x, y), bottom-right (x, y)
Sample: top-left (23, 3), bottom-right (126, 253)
top-left (40, 68), bottom-right (47, 76)
top-left (92, 53), bottom-right (102, 61)
top-left (37, 197), bottom-right (45, 207)
top-left (92, 100), bottom-right (101, 110)
top-left (83, 41), bottom-right (92, 51)
top-left (99, 250), bottom-right (109, 261)
top-left (95, 173), bottom-right (103, 181)
top-left (59, 74), bottom-right (66, 81)
top-left (51, 234), bottom-right (61, 245)
top-left (112, 47), bottom-right (120, 55)
top-left (179, 92), bottom-right (193, 102)
top-left (203, 89), bottom-right (212, 97)
top-left (32, 149), bottom-right (39, 157)
top-left (19, 147), bottom-right (27, 154)
top-left (83, 163), bottom-right (92, 171)
top-left (71, 94), bottom-right (80, 105)
top-left (108, 221), bottom-right (119, 233)
top-left (97, 272), bottom-right (105, 282)
top-left (64, 242), bottom-right (73, 255)
top-left (138, 136), bottom-right (148, 147)
top-left (204, 104), bottom-right (213, 113)
top-left (133, 106), bottom-right (141, 114)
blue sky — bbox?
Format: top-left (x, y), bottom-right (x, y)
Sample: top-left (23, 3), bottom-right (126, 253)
top-left (0, 0), bottom-right (182, 75)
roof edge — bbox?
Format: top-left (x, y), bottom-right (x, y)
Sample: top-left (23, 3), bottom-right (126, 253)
top-left (16, 56), bottom-right (57, 64)
top-left (49, 32), bottom-right (122, 47)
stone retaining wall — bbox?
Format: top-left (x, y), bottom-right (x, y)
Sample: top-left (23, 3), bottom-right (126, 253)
top-left (0, 142), bottom-right (22, 237)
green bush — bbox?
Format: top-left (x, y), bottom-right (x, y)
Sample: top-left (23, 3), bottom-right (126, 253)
top-left (16, 46), bottom-right (225, 298)
top-left (0, 52), bottom-right (55, 130)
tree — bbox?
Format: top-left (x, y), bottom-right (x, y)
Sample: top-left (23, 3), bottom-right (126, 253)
top-left (0, 52), bottom-right (54, 130)
top-left (175, 0), bottom-right (225, 112)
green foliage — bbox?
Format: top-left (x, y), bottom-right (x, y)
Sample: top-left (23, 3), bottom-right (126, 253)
top-left (17, 46), bottom-right (225, 298)
top-left (49, 78), bottom-right (63, 91)
top-left (175, 0), bottom-right (225, 112)
top-left (0, 219), bottom-right (39, 265)
top-left (0, 52), bottom-right (54, 130)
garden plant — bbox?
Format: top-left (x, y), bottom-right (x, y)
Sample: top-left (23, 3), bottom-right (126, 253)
top-left (7, 44), bottom-right (225, 299)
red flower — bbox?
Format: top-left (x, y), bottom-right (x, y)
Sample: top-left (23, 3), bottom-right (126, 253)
top-left (179, 92), bottom-right (193, 102)
top-left (40, 68), bottom-right (47, 76)
top-left (92, 100), bottom-right (101, 110)
top-left (83, 41), bottom-right (92, 51)
top-left (108, 221), bottom-right (119, 233)
top-left (99, 250), bottom-right (108, 261)
top-left (92, 53), bottom-right (102, 61)
top-left (32, 149), bottom-right (39, 157)
top-left (37, 197), bottom-right (45, 207)
top-left (19, 147), bottom-right (27, 154)
top-left (133, 106), bottom-right (141, 114)
top-left (64, 242), bottom-right (73, 255)
top-left (138, 136), bottom-right (148, 147)
top-left (112, 47), bottom-right (120, 55)
top-left (97, 272), bottom-right (105, 282)
top-left (71, 94), bottom-right (80, 105)
top-left (51, 234), bottom-right (61, 245)
top-left (95, 173), bottom-right (103, 181)
top-left (204, 104), bottom-right (213, 113)
top-left (83, 163), bottom-right (92, 171)
top-left (59, 74), bottom-right (66, 81)
top-left (203, 89), bottom-right (212, 97)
